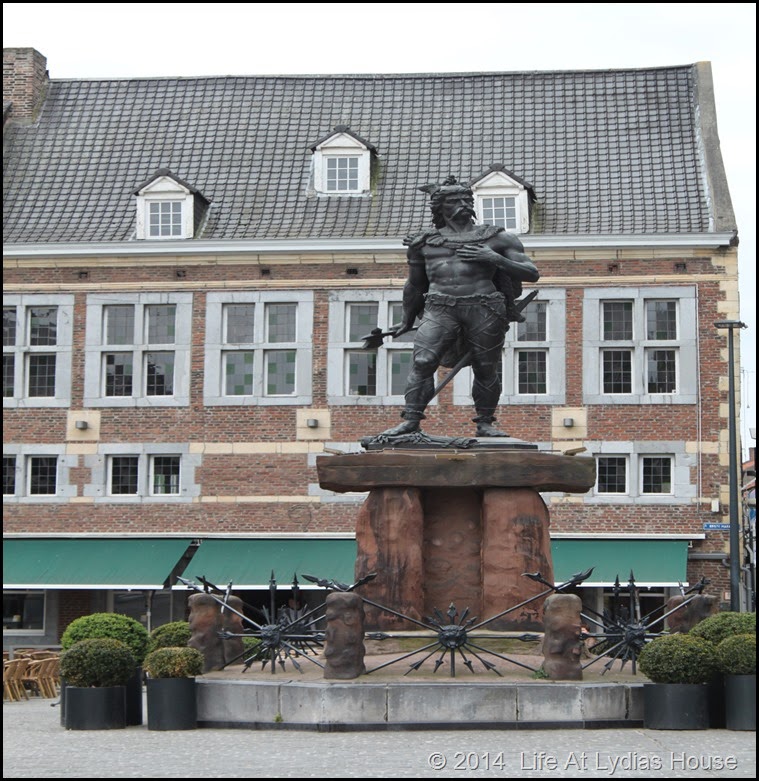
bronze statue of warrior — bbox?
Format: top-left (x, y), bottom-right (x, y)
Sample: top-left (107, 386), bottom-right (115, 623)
top-left (380, 176), bottom-right (540, 438)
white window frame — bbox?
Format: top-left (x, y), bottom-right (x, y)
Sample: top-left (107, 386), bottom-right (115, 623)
top-left (84, 444), bottom-right (200, 503)
top-left (583, 286), bottom-right (697, 404)
top-left (453, 289), bottom-right (566, 406)
top-left (588, 442), bottom-right (694, 505)
top-left (135, 176), bottom-right (195, 239)
top-left (149, 455), bottom-right (181, 497)
top-left (107, 454), bottom-right (140, 497)
top-left (2, 445), bottom-right (76, 504)
top-left (312, 132), bottom-right (371, 196)
top-left (3, 295), bottom-right (74, 409)
top-left (327, 290), bottom-right (426, 406)
top-left (204, 292), bottom-right (313, 406)
top-left (84, 293), bottom-right (192, 408)
top-left (472, 170), bottom-right (530, 234)
top-left (640, 455), bottom-right (674, 496)
top-left (3, 590), bottom-right (46, 635)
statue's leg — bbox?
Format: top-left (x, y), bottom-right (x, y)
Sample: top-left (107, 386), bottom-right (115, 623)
top-left (467, 304), bottom-right (508, 437)
top-left (379, 307), bottom-right (458, 436)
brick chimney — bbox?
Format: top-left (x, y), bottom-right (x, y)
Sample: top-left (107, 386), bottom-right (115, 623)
top-left (3, 48), bottom-right (48, 122)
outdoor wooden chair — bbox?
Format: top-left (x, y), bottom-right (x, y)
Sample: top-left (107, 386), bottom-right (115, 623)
top-left (43, 656), bottom-right (60, 698)
top-left (27, 650), bottom-right (59, 660)
top-left (21, 659), bottom-right (57, 698)
top-left (3, 659), bottom-right (30, 701)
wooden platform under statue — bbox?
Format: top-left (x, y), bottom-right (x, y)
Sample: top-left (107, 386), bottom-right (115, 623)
top-left (317, 446), bottom-right (596, 631)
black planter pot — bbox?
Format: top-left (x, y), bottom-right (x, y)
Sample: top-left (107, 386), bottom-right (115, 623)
top-left (63, 686), bottom-right (127, 730)
top-left (724, 674), bottom-right (756, 731)
top-left (59, 678), bottom-right (68, 726)
top-left (643, 683), bottom-right (710, 730)
top-left (146, 678), bottom-right (197, 731)
top-left (125, 666), bottom-right (144, 726)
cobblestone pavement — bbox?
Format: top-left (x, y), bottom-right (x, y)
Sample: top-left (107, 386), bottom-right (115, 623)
top-left (3, 697), bottom-right (755, 779)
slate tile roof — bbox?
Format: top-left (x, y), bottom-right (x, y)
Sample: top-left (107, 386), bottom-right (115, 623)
top-left (2, 66), bottom-right (724, 244)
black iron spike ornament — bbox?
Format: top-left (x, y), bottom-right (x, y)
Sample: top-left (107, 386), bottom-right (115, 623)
top-left (179, 567), bottom-right (710, 679)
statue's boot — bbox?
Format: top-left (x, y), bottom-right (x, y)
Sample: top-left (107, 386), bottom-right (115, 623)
top-left (378, 419), bottom-right (421, 437)
top-left (474, 415), bottom-right (509, 437)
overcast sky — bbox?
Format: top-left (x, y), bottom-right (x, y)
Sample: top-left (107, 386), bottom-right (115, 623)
top-left (3, 2), bottom-right (756, 445)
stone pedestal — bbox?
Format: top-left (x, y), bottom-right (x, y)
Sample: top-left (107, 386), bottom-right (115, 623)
top-left (318, 448), bottom-right (595, 631)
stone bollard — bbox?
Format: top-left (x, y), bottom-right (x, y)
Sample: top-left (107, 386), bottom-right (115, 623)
top-left (323, 592), bottom-right (366, 679)
top-left (542, 593), bottom-right (583, 680)
top-left (188, 593), bottom-right (245, 672)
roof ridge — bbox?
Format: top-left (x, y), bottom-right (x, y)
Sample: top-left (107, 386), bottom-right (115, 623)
top-left (46, 64), bottom-right (699, 84)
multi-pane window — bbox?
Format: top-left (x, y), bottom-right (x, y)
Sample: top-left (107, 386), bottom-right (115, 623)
top-left (85, 294), bottom-right (191, 407)
top-left (3, 447), bottom-right (73, 501)
top-left (151, 456), bottom-right (181, 495)
top-left (148, 201), bottom-right (183, 237)
top-left (346, 303), bottom-right (379, 395)
top-left (91, 449), bottom-right (195, 501)
top-left (325, 157), bottom-right (359, 192)
top-left (602, 350), bottom-right (632, 394)
top-left (3, 456), bottom-right (16, 496)
top-left (481, 196), bottom-right (517, 230)
top-left (642, 456), bottom-right (672, 494)
top-left (222, 303), bottom-right (296, 397)
top-left (584, 289), bottom-right (695, 403)
top-left (205, 293), bottom-right (313, 406)
top-left (592, 451), bottom-right (680, 500)
top-left (109, 456), bottom-right (139, 495)
top-left (596, 457), bottom-right (628, 494)
top-left (103, 304), bottom-right (175, 397)
top-left (514, 301), bottom-right (548, 394)
top-left (600, 298), bottom-right (678, 394)
top-left (3, 297), bottom-right (74, 406)
top-left (327, 293), bottom-right (419, 404)
top-left (28, 456), bottom-right (57, 495)
top-left (517, 351), bottom-right (547, 394)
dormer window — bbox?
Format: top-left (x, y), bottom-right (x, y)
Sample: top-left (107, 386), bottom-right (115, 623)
top-left (310, 126), bottom-right (376, 196)
top-left (471, 166), bottom-right (536, 234)
top-left (149, 201), bottom-right (183, 238)
top-left (133, 169), bottom-right (209, 240)
top-left (326, 156), bottom-right (359, 192)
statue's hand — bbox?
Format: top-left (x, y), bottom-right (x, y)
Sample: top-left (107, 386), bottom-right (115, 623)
top-left (457, 244), bottom-right (493, 263)
top-left (391, 322), bottom-right (414, 339)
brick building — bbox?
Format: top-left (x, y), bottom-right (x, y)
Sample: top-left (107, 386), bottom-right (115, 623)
top-left (3, 49), bottom-right (743, 648)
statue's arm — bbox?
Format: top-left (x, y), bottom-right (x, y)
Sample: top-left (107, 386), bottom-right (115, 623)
top-left (458, 233), bottom-right (539, 283)
top-left (393, 249), bottom-right (429, 336)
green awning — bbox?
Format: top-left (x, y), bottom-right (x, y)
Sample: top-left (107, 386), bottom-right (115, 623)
top-left (180, 538), bottom-right (357, 589)
top-left (551, 539), bottom-right (689, 586)
top-left (3, 538), bottom-right (193, 589)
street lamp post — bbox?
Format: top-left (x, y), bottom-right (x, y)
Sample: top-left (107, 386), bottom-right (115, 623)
top-left (714, 320), bottom-right (747, 611)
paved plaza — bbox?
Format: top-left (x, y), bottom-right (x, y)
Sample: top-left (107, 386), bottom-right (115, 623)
top-left (3, 696), bottom-right (755, 779)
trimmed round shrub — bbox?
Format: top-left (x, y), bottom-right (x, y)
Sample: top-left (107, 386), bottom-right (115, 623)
top-left (146, 621), bottom-right (191, 654)
top-left (715, 633), bottom-right (756, 676)
top-left (242, 635), bottom-right (266, 661)
top-left (60, 638), bottom-right (136, 688)
top-left (690, 611), bottom-right (756, 646)
top-left (61, 613), bottom-right (149, 664)
top-left (638, 633), bottom-right (717, 684)
top-left (143, 647), bottom-right (204, 679)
